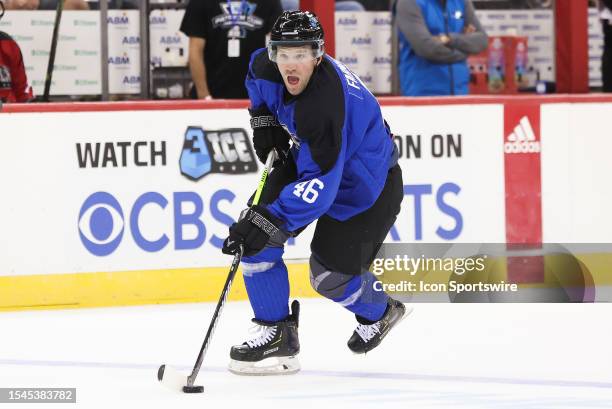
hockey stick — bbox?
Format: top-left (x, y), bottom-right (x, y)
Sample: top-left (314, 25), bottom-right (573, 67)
top-left (158, 149), bottom-right (278, 393)
top-left (42, 0), bottom-right (64, 102)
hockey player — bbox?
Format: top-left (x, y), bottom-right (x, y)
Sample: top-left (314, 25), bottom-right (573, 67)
top-left (0, 0), bottom-right (32, 103)
top-left (222, 10), bottom-right (407, 375)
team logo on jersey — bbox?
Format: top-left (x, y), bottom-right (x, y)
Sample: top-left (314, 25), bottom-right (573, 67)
top-left (212, 1), bottom-right (263, 38)
top-left (281, 124), bottom-right (301, 149)
top-left (0, 65), bottom-right (11, 88)
top-left (180, 127), bottom-right (258, 181)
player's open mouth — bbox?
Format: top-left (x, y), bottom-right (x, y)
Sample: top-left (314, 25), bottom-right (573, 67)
top-left (287, 76), bottom-right (300, 86)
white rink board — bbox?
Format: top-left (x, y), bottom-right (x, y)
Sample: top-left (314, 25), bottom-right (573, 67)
top-left (0, 109), bottom-right (285, 275)
top-left (0, 104), bottom-right (506, 276)
top-left (384, 104), bottom-right (506, 243)
top-left (541, 102), bottom-right (612, 243)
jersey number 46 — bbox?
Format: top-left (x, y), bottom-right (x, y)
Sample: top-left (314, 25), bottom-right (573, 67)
top-left (293, 179), bottom-right (324, 204)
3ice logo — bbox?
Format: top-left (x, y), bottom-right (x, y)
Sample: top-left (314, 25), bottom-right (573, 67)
top-left (180, 127), bottom-right (258, 181)
top-left (78, 192), bottom-right (124, 256)
top-left (180, 127), bottom-right (212, 180)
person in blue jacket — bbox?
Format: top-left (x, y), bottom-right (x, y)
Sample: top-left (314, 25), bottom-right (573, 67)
top-left (394, 0), bottom-right (487, 96)
top-left (221, 10), bottom-right (408, 375)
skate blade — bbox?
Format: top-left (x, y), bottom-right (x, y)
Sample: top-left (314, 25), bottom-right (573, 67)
top-left (228, 356), bottom-right (300, 376)
top-left (351, 304), bottom-right (414, 355)
top-left (401, 305), bottom-right (414, 323)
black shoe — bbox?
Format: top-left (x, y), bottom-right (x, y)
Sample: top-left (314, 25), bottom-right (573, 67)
top-left (347, 299), bottom-right (408, 354)
top-left (228, 300), bottom-right (300, 375)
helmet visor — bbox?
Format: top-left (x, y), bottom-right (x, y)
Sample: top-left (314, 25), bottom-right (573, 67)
top-left (267, 40), bottom-right (324, 63)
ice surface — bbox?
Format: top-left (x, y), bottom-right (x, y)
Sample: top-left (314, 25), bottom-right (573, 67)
top-left (1, 300), bottom-right (611, 409)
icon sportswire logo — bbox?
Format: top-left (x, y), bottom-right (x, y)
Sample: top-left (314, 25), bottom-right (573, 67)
top-left (504, 116), bottom-right (541, 153)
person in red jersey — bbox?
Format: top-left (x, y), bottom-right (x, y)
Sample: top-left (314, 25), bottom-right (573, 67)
top-left (0, 0), bottom-right (33, 103)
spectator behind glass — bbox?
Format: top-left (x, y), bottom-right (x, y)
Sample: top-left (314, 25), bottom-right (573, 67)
top-left (5, 0), bottom-right (90, 9)
top-left (357, 0), bottom-right (391, 11)
top-left (37, 0), bottom-right (89, 10)
top-left (180, 0), bottom-right (283, 99)
top-left (0, 0), bottom-right (33, 102)
top-left (600, 0), bottom-right (612, 92)
top-left (335, 1), bottom-right (365, 11)
top-left (3, 0), bottom-right (38, 9)
top-left (393, 0), bottom-right (487, 96)
top-left (281, 0), bottom-right (297, 10)
top-left (84, 0), bottom-right (139, 9)
top-left (283, 1), bottom-right (371, 11)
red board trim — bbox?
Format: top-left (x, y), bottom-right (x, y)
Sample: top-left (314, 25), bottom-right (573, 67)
top-left (3, 94), bottom-right (612, 114)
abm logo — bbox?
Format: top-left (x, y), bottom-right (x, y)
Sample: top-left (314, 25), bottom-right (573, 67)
top-left (122, 36), bottom-right (140, 45)
top-left (337, 16), bottom-right (357, 26)
top-left (521, 24), bottom-right (539, 32)
top-left (122, 75), bottom-right (140, 85)
top-left (373, 56), bottom-right (391, 65)
top-left (107, 15), bottom-right (129, 25)
top-left (180, 127), bottom-right (257, 181)
top-left (339, 55), bottom-right (358, 65)
top-left (150, 16), bottom-right (167, 25)
top-left (351, 36), bottom-right (372, 46)
top-left (372, 17), bottom-right (391, 26)
top-left (160, 35), bottom-right (181, 45)
top-left (108, 55), bottom-right (130, 65)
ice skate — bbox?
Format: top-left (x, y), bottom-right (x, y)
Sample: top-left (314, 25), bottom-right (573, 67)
top-left (347, 298), bottom-right (411, 354)
top-left (228, 300), bottom-right (300, 375)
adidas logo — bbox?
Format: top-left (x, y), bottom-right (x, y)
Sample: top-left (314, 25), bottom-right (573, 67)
top-left (504, 116), bottom-right (541, 153)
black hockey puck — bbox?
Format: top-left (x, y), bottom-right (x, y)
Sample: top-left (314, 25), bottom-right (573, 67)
top-left (183, 385), bottom-right (204, 393)
top-left (157, 364), bottom-right (165, 381)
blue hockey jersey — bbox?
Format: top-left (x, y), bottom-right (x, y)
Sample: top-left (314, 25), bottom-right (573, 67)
top-left (245, 48), bottom-right (397, 232)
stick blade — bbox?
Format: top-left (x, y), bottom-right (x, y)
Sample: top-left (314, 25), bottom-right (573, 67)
top-left (183, 385), bottom-right (204, 393)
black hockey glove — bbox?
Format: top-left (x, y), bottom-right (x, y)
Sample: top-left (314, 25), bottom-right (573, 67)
top-left (249, 106), bottom-right (290, 164)
top-left (222, 205), bottom-right (284, 257)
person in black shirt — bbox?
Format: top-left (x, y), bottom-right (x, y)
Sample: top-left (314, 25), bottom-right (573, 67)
top-left (353, 0), bottom-right (391, 11)
top-left (180, 0), bottom-right (283, 99)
